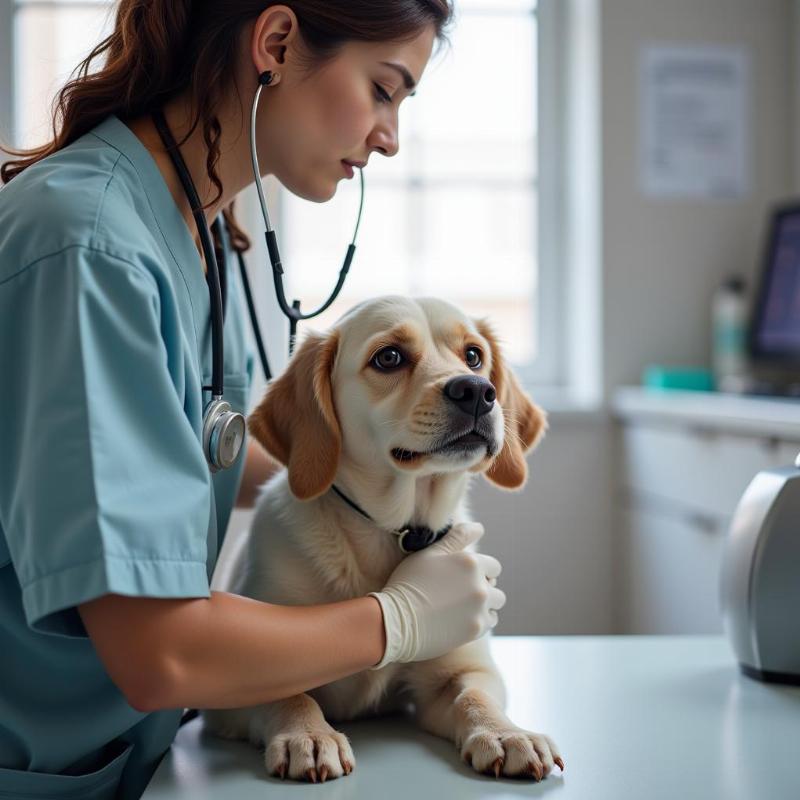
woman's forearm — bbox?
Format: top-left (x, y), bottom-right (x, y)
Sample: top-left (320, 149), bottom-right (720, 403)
top-left (152, 591), bottom-right (386, 711)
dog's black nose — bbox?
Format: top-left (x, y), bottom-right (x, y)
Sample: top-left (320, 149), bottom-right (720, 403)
top-left (443, 375), bottom-right (496, 419)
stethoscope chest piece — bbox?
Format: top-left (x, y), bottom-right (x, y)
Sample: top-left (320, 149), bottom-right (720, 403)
top-left (203, 397), bottom-right (245, 473)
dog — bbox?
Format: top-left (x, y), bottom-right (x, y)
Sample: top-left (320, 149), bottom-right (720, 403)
top-left (203, 295), bottom-right (564, 782)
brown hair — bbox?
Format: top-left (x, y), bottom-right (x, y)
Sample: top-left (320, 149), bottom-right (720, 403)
top-left (0, 0), bottom-right (453, 252)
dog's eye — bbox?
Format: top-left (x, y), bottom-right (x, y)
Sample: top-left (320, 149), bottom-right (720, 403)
top-left (372, 346), bottom-right (405, 370)
top-left (465, 347), bottom-right (482, 369)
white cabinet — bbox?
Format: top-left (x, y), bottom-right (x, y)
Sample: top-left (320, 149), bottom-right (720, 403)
top-left (613, 388), bottom-right (800, 634)
top-left (619, 504), bottom-right (728, 634)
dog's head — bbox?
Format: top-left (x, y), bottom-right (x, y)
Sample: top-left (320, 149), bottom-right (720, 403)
top-left (248, 296), bottom-right (547, 500)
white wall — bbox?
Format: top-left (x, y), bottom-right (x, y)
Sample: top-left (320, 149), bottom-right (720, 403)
top-left (468, 409), bottom-right (614, 635)
top-left (601, 0), bottom-right (796, 394)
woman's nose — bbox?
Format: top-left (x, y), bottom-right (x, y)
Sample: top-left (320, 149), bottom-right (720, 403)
top-left (367, 119), bottom-right (399, 158)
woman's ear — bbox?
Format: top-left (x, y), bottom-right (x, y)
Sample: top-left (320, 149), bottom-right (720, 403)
top-left (247, 329), bottom-right (341, 500)
top-left (474, 318), bottom-right (548, 490)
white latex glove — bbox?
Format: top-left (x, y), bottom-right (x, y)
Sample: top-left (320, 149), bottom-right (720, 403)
top-left (367, 522), bottom-right (505, 670)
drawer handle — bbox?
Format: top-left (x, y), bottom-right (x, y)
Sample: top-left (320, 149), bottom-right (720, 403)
top-left (686, 511), bottom-right (719, 534)
top-left (685, 425), bottom-right (718, 440)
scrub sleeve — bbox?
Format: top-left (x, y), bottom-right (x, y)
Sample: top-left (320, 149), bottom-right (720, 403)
top-left (0, 114), bottom-right (255, 799)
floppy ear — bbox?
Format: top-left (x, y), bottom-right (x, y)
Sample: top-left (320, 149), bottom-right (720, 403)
top-left (247, 329), bottom-right (341, 500)
top-left (475, 318), bottom-right (548, 490)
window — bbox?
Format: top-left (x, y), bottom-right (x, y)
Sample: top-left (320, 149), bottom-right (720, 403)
top-left (280, 0), bottom-right (548, 378)
top-left (2, 0), bottom-right (561, 386)
top-left (6, 0), bottom-right (115, 149)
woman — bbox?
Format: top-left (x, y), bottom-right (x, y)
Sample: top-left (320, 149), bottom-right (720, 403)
top-left (0, 2), bottom-right (505, 798)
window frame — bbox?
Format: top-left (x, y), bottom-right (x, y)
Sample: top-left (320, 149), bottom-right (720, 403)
top-left (528, 0), bottom-right (565, 388)
top-left (0, 0), bottom-right (14, 152)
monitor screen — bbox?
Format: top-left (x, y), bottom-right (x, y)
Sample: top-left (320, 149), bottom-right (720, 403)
top-left (751, 205), bottom-right (800, 362)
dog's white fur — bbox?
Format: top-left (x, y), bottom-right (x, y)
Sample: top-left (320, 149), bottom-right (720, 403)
top-left (203, 296), bottom-right (563, 782)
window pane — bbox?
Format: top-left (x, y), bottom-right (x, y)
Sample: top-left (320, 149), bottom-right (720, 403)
top-left (409, 13), bottom-right (536, 145)
top-left (282, 181), bottom-right (412, 306)
top-left (281, 178), bottom-right (537, 365)
top-left (365, 11), bottom-right (537, 183)
top-left (14, 1), bottom-right (115, 148)
top-left (281, 7), bottom-right (539, 369)
top-left (416, 185), bottom-right (537, 364)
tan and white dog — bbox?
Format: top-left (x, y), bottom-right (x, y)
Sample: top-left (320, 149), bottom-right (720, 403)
top-left (204, 295), bottom-right (564, 783)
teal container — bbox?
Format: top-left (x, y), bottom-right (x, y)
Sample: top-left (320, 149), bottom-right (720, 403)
top-left (642, 365), bottom-right (715, 392)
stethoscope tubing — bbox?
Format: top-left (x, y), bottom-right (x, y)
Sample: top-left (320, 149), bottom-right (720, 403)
top-left (249, 71), bottom-right (365, 353)
top-left (152, 70), bottom-right (365, 425)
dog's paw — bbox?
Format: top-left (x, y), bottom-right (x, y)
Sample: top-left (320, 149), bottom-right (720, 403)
top-left (459, 726), bottom-right (564, 780)
top-left (264, 727), bottom-right (356, 782)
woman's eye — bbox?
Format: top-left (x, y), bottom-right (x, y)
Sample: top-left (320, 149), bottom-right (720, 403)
top-left (374, 83), bottom-right (392, 104)
top-left (372, 346), bottom-right (404, 370)
top-left (465, 347), bottom-right (482, 369)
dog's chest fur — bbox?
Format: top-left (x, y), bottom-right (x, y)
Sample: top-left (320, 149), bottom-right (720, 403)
top-left (219, 469), bottom-right (471, 721)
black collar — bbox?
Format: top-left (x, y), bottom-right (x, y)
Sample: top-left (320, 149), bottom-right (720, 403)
top-left (330, 484), bottom-right (452, 554)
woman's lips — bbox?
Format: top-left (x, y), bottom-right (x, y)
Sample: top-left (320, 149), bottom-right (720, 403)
top-left (341, 161), bottom-right (354, 179)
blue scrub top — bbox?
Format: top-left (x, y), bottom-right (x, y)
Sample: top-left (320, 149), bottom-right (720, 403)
top-left (0, 114), bottom-right (255, 799)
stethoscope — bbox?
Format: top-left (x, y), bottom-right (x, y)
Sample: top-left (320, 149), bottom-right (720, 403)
top-left (152, 70), bottom-right (365, 473)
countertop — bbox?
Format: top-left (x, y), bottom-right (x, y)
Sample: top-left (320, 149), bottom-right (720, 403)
top-left (143, 635), bottom-right (800, 800)
top-left (612, 386), bottom-right (800, 438)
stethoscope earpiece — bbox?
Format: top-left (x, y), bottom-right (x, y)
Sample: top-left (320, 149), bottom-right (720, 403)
top-left (259, 70), bottom-right (274, 86)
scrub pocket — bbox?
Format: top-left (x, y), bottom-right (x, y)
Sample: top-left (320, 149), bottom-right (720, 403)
top-left (223, 375), bottom-right (250, 414)
top-left (202, 373), bottom-right (251, 413)
top-left (0, 742), bottom-right (133, 799)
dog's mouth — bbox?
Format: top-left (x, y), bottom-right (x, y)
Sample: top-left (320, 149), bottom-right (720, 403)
top-left (391, 430), bottom-right (491, 464)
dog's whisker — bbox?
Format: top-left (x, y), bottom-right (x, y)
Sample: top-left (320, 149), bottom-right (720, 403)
top-left (376, 418), bottom-right (408, 433)
top-left (502, 418), bottom-right (525, 450)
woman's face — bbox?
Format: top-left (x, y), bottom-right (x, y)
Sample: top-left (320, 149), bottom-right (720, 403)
top-left (253, 20), bottom-right (437, 202)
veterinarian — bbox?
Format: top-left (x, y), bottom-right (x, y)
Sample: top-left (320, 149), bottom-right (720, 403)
top-left (0, 2), bottom-right (507, 798)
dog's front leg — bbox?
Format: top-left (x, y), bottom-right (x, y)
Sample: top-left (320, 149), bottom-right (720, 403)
top-left (406, 638), bottom-right (564, 780)
top-left (255, 692), bottom-right (356, 783)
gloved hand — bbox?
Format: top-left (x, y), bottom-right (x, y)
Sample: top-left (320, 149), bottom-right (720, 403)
top-left (367, 522), bottom-right (505, 670)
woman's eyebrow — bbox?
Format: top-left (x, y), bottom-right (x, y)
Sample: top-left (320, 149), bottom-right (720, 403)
top-left (379, 61), bottom-right (418, 96)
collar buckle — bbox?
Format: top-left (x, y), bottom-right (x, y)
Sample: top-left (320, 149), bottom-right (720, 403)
top-left (330, 484), bottom-right (452, 554)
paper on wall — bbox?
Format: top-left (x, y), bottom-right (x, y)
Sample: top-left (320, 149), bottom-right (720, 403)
top-left (640, 43), bottom-right (750, 199)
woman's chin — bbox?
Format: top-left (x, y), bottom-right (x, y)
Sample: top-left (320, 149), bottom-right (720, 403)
top-left (281, 173), bottom-right (338, 203)
top-left (316, 182), bottom-right (339, 202)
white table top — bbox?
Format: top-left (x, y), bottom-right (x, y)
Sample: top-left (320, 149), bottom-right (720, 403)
top-left (143, 635), bottom-right (800, 800)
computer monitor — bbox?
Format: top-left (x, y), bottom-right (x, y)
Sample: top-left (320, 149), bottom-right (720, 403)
top-left (749, 202), bottom-right (800, 370)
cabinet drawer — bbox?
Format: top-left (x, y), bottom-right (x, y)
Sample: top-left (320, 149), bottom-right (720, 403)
top-left (619, 502), bottom-right (727, 634)
top-left (620, 423), bottom-right (783, 519)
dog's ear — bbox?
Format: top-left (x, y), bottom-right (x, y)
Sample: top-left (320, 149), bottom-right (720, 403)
top-left (247, 329), bottom-right (341, 500)
top-left (474, 318), bottom-right (548, 490)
